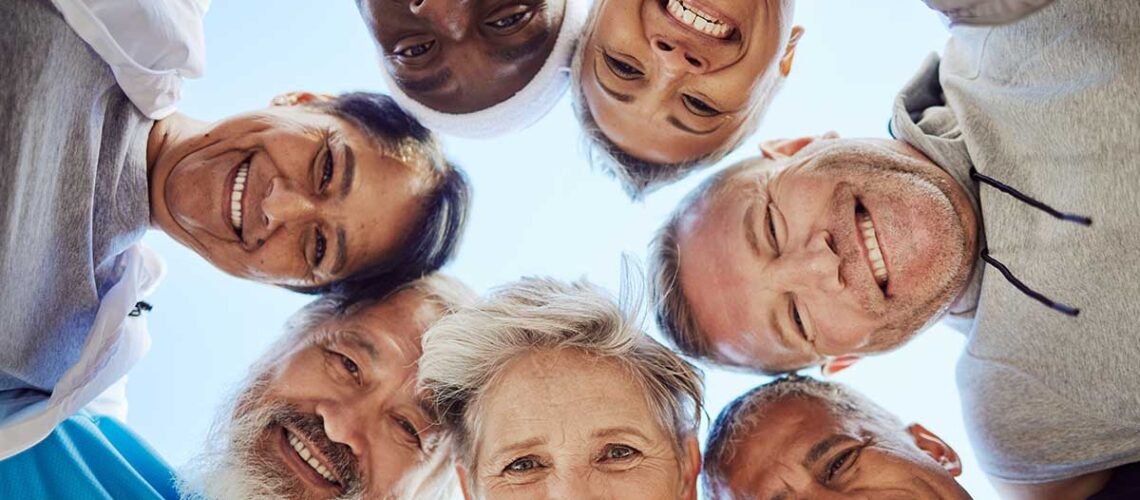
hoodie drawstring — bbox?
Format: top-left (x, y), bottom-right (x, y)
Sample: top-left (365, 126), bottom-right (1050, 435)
top-left (969, 167), bottom-right (1091, 317)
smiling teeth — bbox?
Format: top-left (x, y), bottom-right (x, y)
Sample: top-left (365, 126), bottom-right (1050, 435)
top-left (288, 432), bottom-right (337, 483)
top-left (858, 213), bottom-right (889, 286)
top-left (230, 161), bottom-right (249, 232)
top-left (666, 0), bottom-right (732, 38)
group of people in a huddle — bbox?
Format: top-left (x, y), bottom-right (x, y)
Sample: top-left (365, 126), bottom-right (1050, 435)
top-left (1, 0), bottom-right (1137, 498)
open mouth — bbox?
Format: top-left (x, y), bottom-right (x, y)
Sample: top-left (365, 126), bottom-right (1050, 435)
top-left (664, 0), bottom-right (736, 39)
top-left (281, 427), bottom-right (343, 488)
top-left (855, 200), bottom-right (889, 292)
top-left (227, 157), bottom-right (251, 238)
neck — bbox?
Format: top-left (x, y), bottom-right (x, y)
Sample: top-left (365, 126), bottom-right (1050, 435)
top-left (147, 113), bottom-right (205, 229)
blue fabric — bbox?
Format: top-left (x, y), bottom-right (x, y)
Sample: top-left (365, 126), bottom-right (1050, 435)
top-left (0, 412), bottom-right (178, 500)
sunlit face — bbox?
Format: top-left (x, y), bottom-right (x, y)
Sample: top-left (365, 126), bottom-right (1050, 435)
top-left (149, 106), bottom-right (433, 289)
top-left (229, 290), bottom-right (444, 499)
top-left (676, 138), bottom-right (978, 372)
top-left (718, 396), bottom-right (972, 500)
top-left (580, 0), bottom-right (788, 163)
top-left (361, 0), bottom-right (567, 114)
top-left (463, 349), bottom-right (697, 500)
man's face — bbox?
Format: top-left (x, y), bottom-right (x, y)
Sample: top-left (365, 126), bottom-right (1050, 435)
top-left (676, 138), bottom-right (978, 371)
top-left (718, 395), bottom-right (972, 500)
top-left (221, 290), bottom-right (443, 499)
top-left (361, 0), bottom-right (567, 114)
top-left (580, 0), bottom-right (789, 163)
top-left (149, 106), bottom-right (432, 289)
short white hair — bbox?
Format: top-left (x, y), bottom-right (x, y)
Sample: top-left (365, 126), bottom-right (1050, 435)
top-left (418, 277), bottom-right (705, 481)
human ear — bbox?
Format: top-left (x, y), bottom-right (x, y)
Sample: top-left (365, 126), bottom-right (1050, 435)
top-left (820, 354), bottom-right (861, 377)
top-left (269, 91), bottom-right (336, 107)
top-left (907, 423), bottom-right (963, 477)
top-left (779, 26), bottom-right (805, 77)
top-left (457, 465), bottom-right (475, 500)
top-left (759, 132), bottom-right (838, 160)
top-left (680, 435), bottom-right (702, 500)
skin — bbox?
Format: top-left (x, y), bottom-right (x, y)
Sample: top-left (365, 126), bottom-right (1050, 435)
top-left (361, 0), bottom-right (567, 114)
top-left (459, 349), bottom-right (701, 500)
top-left (719, 396), bottom-right (971, 500)
top-left (243, 288), bottom-right (444, 499)
top-left (147, 93), bottom-right (433, 289)
top-left (675, 136), bottom-right (979, 372)
top-left (580, 0), bottom-right (800, 163)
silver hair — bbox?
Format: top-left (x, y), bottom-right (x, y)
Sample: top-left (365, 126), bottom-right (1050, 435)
top-left (702, 376), bottom-right (904, 499)
top-left (569, 0), bottom-right (795, 200)
top-left (180, 273), bottom-right (476, 500)
top-left (417, 276), bottom-right (705, 489)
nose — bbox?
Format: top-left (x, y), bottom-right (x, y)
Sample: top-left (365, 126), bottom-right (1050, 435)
top-left (548, 469), bottom-right (603, 500)
top-left (316, 398), bottom-right (366, 456)
top-left (786, 231), bottom-right (843, 293)
top-left (649, 36), bottom-right (709, 75)
top-left (410, 0), bottom-right (469, 40)
top-left (261, 177), bottom-right (317, 233)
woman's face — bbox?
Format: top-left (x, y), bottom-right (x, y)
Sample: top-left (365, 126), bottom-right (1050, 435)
top-left (579, 0), bottom-right (793, 164)
top-left (461, 349), bottom-right (699, 500)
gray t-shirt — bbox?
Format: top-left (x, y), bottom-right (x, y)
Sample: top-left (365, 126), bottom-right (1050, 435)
top-left (0, 0), bottom-right (152, 401)
top-left (893, 0), bottom-right (1140, 483)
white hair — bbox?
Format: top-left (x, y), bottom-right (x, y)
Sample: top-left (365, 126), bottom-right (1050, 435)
top-left (417, 276), bottom-right (704, 487)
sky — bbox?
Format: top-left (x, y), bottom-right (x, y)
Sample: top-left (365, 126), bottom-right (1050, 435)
top-left (125, 1), bottom-right (999, 498)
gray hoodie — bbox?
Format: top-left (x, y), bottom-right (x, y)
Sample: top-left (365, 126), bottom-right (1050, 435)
top-left (892, 0), bottom-right (1140, 484)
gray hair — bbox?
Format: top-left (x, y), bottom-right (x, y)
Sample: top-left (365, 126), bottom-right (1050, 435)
top-left (418, 277), bottom-right (705, 484)
top-left (569, 0), bottom-right (795, 200)
top-left (703, 376), bottom-right (903, 498)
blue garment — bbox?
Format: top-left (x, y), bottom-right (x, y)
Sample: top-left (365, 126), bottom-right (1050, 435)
top-left (0, 412), bottom-right (178, 500)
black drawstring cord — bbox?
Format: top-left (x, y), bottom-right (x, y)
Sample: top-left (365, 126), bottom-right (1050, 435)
top-left (128, 301), bottom-right (152, 318)
top-left (970, 167), bottom-right (1093, 226)
top-left (979, 249), bottom-right (1079, 316)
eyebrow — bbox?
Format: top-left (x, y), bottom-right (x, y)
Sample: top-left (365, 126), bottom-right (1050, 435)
top-left (591, 426), bottom-right (651, 441)
top-left (333, 330), bottom-right (379, 363)
top-left (667, 115), bottom-right (720, 135)
top-left (593, 58), bottom-right (634, 103)
top-left (340, 145), bottom-right (356, 199)
top-left (331, 226), bottom-right (348, 276)
top-left (490, 436), bottom-right (547, 461)
top-left (490, 29), bottom-right (551, 63)
top-left (396, 68), bottom-right (453, 94)
top-left (803, 434), bottom-right (850, 468)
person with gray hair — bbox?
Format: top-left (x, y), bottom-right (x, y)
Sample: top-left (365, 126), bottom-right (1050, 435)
top-left (179, 273), bottom-right (477, 500)
top-left (418, 277), bottom-right (704, 500)
top-left (704, 376), bottom-right (971, 500)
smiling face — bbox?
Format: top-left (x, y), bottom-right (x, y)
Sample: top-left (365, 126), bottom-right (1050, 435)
top-left (717, 395), bottom-right (971, 500)
top-left (148, 106), bottom-right (433, 289)
top-left (462, 349), bottom-right (698, 500)
top-left (221, 289), bottom-right (444, 499)
top-left (674, 138), bottom-right (978, 372)
top-left (579, 0), bottom-right (793, 164)
top-left (361, 0), bottom-right (567, 114)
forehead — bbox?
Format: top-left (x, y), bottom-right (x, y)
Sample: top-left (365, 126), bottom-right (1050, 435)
top-left (319, 289), bottom-right (440, 347)
top-left (477, 349), bottom-right (670, 449)
top-left (723, 396), bottom-right (846, 484)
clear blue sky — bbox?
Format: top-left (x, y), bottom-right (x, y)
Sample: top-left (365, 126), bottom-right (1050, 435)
top-left (126, 1), bottom-right (998, 498)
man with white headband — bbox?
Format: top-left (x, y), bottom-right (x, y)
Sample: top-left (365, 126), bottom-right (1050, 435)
top-left (357, 0), bottom-right (588, 138)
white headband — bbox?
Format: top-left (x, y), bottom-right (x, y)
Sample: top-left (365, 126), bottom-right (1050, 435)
top-left (378, 0), bottom-right (588, 139)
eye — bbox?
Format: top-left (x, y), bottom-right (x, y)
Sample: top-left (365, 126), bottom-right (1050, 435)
top-left (397, 417), bottom-right (423, 449)
top-left (766, 204), bottom-right (779, 252)
top-left (826, 448), bottom-right (859, 482)
top-left (682, 94), bottom-right (722, 117)
top-left (791, 300), bottom-right (806, 339)
top-left (396, 40), bottom-right (435, 59)
top-left (338, 352), bottom-right (359, 377)
top-left (319, 147), bottom-right (334, 192)
top-left (600, 444), bottom-right (640, 461)
top-left (313, 227), bottom-right (327, 268)
top-left (504, 456), bottom-right (543, 474)
top-left (603, 52), bottom-right (644, 79)
top-left (486, 10), bottom-right (530, 30)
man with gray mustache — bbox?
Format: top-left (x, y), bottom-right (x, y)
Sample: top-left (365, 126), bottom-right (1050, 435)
top-left (650, 0), bottom-right (1140, 498)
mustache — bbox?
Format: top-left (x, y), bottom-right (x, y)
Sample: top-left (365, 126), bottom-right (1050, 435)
top-left (270, 404), bottom-right (363, 490)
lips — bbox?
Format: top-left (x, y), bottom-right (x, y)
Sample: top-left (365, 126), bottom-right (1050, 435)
top-left (278, 426), bottom-right (344, 491)
top-left (855, 200), bottom-right (889, 292)
top-left (664, 0), bottom-right (736, 39)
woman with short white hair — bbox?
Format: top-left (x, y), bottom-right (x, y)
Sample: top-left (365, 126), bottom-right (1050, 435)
top-left (419, 277), bottom-right (704, 500)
